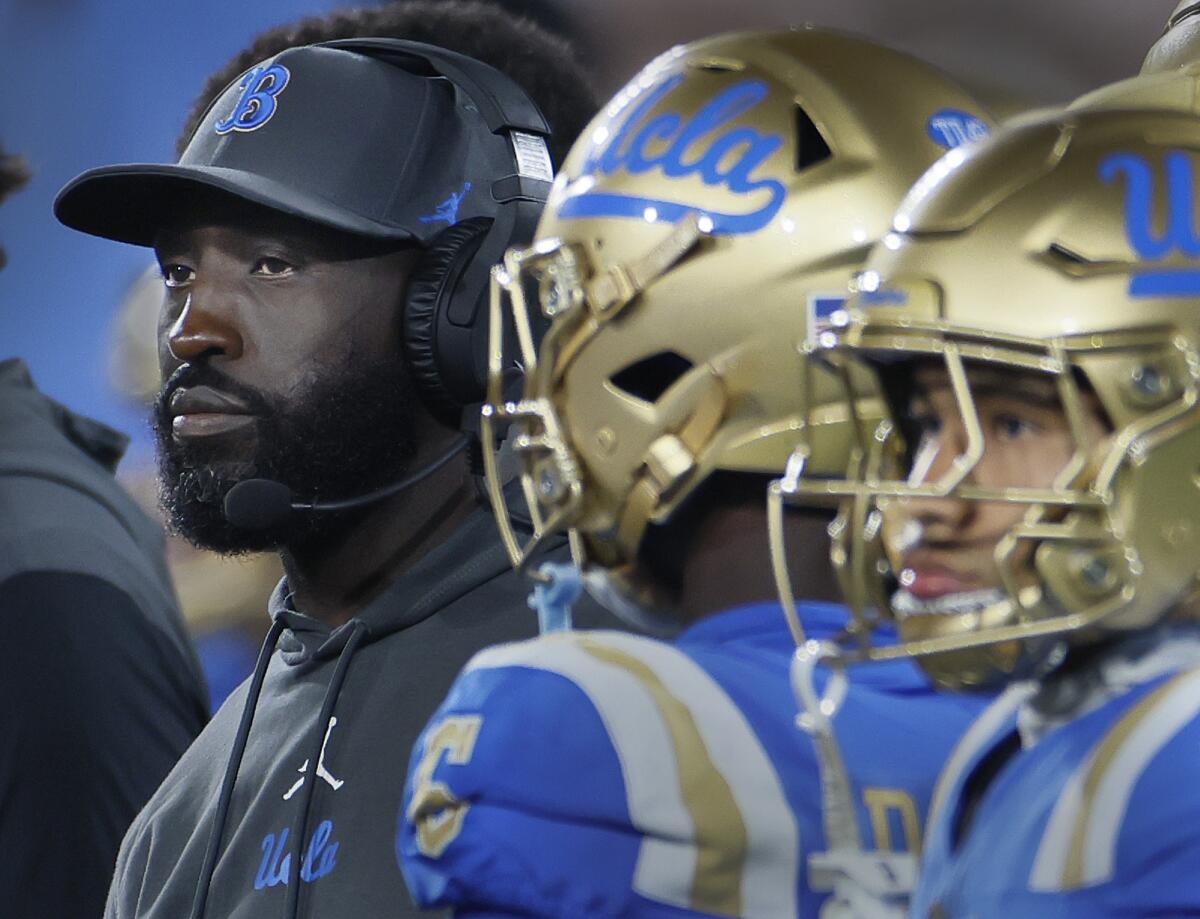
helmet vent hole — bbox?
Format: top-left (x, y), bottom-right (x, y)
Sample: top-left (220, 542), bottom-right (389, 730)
top-left (1042, 243), bottom-right (1097, 277)
top-left (690, 57), bottom-right (744, 73)
top-left (1170, 0), bottom-right (1200, 27)
top-left (795, 105), bottom-right (832, 171)
top-left (1047, 243), bottom-right (1086, 264)
top-left (610, 351), bottom-right (694, 403)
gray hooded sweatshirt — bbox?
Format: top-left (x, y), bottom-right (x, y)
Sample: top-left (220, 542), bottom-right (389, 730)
top-left (0, 358), bottom-right (208, 916)
top-left (106, 498), bottom-right (618, 918)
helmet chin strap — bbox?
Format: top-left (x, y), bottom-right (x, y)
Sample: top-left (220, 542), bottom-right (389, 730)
top-left (580, 568), bottom-right (685, 638)
top-left (793, 641), bottom-right (915, 917)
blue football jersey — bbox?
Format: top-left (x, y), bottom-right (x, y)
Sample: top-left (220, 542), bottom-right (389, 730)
top-left (912, 664), bottom-right (1200, 918)
top-left (397, 601), bottom-right (990, 918)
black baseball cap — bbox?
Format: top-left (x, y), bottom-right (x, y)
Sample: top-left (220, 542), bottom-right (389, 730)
top-left (55, 40), bottom-right (552, 247)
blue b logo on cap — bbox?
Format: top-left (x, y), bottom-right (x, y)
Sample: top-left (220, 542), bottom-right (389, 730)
top-left (215, 64), bottom-right (291, 135)
top-left (1102, 150), bottom-right (1200, 297)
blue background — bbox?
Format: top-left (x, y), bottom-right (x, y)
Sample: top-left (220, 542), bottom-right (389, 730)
top-left (0, 0), bottom-right (348, 465)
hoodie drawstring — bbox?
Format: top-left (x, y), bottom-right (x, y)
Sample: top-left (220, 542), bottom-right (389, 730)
top-left (282, 619), bottom-right (369, 919)
top-left (189, 617), bottom-right (287, 919)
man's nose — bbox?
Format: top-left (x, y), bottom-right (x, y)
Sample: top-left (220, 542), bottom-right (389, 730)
top-left (165, 286), bottom-right (243, 363)
top-left (900, 423), bottom-right (975, 532)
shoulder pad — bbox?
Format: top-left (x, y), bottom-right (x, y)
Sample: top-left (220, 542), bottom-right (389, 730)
top-left (1029, 665), bottom-right (1200, 892)
top-left (400, 630), bottom-right (799, 918)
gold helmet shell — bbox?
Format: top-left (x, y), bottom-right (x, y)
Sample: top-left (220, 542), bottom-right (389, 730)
top-left (482, 26), bottom-right (993, 622)
top-left (817, 105), bottom-right (1200, 687)
top-left (1143, 0), bottom-right (1200, 74)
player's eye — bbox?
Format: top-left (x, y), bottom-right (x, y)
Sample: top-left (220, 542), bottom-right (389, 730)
top-left (160, 263), bottom-right (194, 288)
top-left (252, 256), bottom-right (295, 278)
top-left (991, 411), bottom-right (1039, 442)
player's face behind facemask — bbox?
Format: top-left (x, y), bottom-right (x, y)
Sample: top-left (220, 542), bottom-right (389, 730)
top-left (875, 359), bottom-right (1111, 685)
top-left (479, 26), bottom-right (995, 633)
top-left (798, 105), bottom-right (1200, 690)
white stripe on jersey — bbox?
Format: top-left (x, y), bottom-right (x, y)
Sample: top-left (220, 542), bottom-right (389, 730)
top-left (927, 684), bottom-right (1032, 838)
top-left (1029, 736), bottom-right (1087, 890)
top-left (467, 638), bottom-right (698, 905)
top-left (467, 632), bottom-right (799, 918)
top-left (1031, 666), bottom-right (1200, 891)
top-left (594, 632), bottom-right (799, 919)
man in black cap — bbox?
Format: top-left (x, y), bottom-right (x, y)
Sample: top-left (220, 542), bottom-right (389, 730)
top-left (56, 10), bottom-right (605, 917)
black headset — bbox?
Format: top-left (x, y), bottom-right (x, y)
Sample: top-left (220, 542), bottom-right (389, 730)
top-left (319, 38), bottom-right (554, 427)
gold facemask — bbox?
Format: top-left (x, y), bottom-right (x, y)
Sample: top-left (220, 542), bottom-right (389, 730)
top-left (781, 106), bottom-right (1200, 689)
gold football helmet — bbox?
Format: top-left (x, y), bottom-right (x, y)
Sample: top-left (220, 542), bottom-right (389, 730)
top-left (792, 105), bottom-right (1200, 688)
top-left (481, 26), bottom-right (993, 627)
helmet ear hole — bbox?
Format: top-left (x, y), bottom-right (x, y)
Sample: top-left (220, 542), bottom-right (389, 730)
top-left (795, 105), bottom-right (832, 171)
top-left (610, 351), bottom-right (694, 403)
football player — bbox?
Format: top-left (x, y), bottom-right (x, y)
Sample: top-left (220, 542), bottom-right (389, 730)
top-left (788, 101), bottom-right (1200, 915)
top-left (397, 28), bottom-right (996, 917)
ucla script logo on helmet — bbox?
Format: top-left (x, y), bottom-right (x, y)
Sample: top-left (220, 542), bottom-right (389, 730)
top-left (555, 73), bottom-right (787, 235)
top-left (215, 64), bottom-right (290, 135)
top-left (1102, 150), bottom-right (1200, 297)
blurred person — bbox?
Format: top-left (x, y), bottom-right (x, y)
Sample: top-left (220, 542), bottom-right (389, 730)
top-left (794, 104), bottom-right (1200, 915)
top-left (0, 146), bottom-right (208, 917)
top-left (399, 29), bottom-right (996, 918)
top-left (55, 7), bottom-right (612, 918)
top-left (0, 147), bottom-right (28, 269)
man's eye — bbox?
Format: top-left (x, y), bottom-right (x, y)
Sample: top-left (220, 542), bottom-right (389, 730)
top-left (253, 257), bottom-right (294, 277)
top-left (992, 412), bottom-right (1038, 441)
top-left (160, 264), bottom-right (194, 288)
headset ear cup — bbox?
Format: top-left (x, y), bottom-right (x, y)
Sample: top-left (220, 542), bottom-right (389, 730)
top-left (403, 217), bottom-right (493, 424)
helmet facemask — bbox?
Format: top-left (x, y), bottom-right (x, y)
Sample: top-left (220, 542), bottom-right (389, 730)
top-left (481, 214), bottom-right (713, 609)
top-left (779, 303), bottom-right (1200, 689)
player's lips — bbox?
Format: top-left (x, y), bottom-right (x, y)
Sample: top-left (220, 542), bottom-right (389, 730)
top-left (169, 385), bottom-right (256, 439)
top-left (899, 555), bottom-right (981, 600)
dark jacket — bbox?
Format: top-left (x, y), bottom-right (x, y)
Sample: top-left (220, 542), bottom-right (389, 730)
top-left (0, 358), bottom-right (208, 917)
top-left (105, 497), bottom-right (622, 918)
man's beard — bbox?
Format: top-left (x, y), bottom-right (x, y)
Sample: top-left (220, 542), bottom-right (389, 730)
top-left (153, 356), bottom-right (419, 554)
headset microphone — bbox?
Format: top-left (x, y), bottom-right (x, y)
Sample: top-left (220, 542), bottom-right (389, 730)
top-left (223, 436), bottom-right (469, 531)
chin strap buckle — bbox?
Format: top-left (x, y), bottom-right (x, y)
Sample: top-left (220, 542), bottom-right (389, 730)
top-left (527, 561), bottom-right (581, 633)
